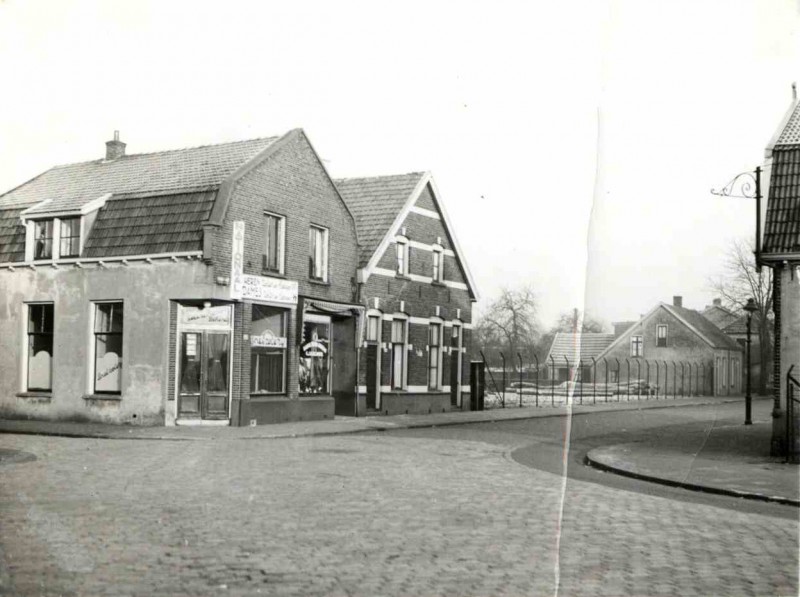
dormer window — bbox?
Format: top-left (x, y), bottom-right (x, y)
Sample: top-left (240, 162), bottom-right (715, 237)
top-left (29, 216), bottom-right (82, 261)
top-left (395, 236), bottom-right (409, 276)
top-left (33, 220), bottom-right (53, 260)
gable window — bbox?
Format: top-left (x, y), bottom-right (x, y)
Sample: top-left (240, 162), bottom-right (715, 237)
top-left (630, 335), bottom-right (643, 357)
top-left (432, 247), bottom-right (444, 283)
top-left (59, 217), bottom-right (81, 258)
top-left (309, 225), bottom-right (329, 281)
top-left (33, 220), bottom-right (53, 260)
top-left (390, 318), bottom-right (407, 389)
top-left (656, 324), bottom-right (668, 347)
top-left (27, 303), bottom-right (54, 391)
top-left (395, 238), bottom-right (409, 276)
top-left (428, 322), bottom-right (443, 389)
top-left (250, 305), bottom-right (287, 394)
top-left (93, 302), bottom-right (123, 394)
top-left (263, 213), bottom-right (285, 274)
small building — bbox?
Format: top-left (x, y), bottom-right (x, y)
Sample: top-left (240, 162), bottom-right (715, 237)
top-left (594, 296), bottom-right (743, 396)
top-left (0, 130), bottom-right (364, 426)
top-left (761, 88), bottom-right (800, 457)
top-left (336, 172), bottom-right (478, 415)
top-left (544, 332), bottom-right (615, 382)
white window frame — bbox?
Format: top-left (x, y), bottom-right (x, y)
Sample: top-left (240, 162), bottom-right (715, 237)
top-left (366, 314), bottom-right (381, 343)
top-left (428, 320), bottom-right (443, 390)
top-left (432, 245), bottom-right (444, 283)
top-left (263, 212), bottom-right (286, 275)
top-left (27, 217), bottom-right (83, 262)
top-left (23, 302), bottom-right (54, 392)
top-left (90, 301), bottom-right (124, 395)
top-left (395, 236), bottom-right (409, 277)
top-left (630, 335), bottom-right (643, 357)
top-left (309, 225), bottom-right (329, 282)
top-left (656, 324), bottom-right (668, 348)
top-left (390, 315), bottom-right (408, 390)
top-left (250, 305), bottom-right (288, 394)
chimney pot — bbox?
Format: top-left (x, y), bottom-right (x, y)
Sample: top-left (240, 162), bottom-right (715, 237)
top-left (105, 131), bottom-right (126, 161)
top-left (673, 295), bottom-right (683, 308)
top-left (713, 298), bottom-right (722, 307)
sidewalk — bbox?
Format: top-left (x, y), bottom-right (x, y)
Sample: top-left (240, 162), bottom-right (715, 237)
top-left (0, 394), bottom-right (740, 441)
top-left (587, 399), bottom-right (799, 506)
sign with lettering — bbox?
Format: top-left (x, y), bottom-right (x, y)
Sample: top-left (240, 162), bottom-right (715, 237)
top-left (240, 274), bottom-right (298, 305)
top-left (179, 305), bottom-right (232, 328)
top-left (230, 221), bottom-right (245, 300)
top-left (251, 331), bottom-right (287, 348)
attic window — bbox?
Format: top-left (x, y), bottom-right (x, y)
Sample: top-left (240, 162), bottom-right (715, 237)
top-left (395, 237), bottom-right (409, 276)
top-left (656, 324), bottom-right (668, 347)
top-left (29, 217), bottom-right (82, 261)
top-left (33, 221), bottom-right (53, 260)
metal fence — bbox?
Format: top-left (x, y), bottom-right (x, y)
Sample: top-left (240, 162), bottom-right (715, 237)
top-left (480, 351), bottom-right (714, 408)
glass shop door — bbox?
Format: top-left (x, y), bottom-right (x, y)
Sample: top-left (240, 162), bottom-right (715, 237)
top-left (178, 331), bottom-right (230, 420)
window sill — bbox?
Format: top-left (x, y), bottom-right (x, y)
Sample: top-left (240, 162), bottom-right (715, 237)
top-left (16, 391), bottom-right (52, 401)
top-left (261, 270), bottom-right (286, 278)
top-left (83, 394), bottom-right (122, 402)
top-left (307, 278), bottom-right (330, 287)
top-left (249, 393), bottom-right (289, 401)
top-left (431, 280), bottom-right (446, 287)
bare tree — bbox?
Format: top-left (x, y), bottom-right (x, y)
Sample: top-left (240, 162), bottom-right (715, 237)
top-left (472, 286), bottom-right (539, 370)
top-left (553, 308), bottom-right (607, 333)
top-left (709, 238), bottom-right (772, 394)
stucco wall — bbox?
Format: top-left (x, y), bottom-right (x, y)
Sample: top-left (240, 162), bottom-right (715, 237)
top-left (0, 260), bottom-right (221, 424)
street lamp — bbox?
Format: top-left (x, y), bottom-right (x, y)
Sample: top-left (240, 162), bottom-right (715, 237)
top-left (744, 297), bottom-right (758, 425)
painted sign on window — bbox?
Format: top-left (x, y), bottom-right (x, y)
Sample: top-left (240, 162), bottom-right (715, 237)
top-left (179, 305), bottom-right (232, 328)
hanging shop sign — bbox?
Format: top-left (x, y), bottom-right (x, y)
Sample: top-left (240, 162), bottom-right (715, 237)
top-left (230, 221), bottom-right (245, 300)
top-left (240, 274), bottom-right (298, 305)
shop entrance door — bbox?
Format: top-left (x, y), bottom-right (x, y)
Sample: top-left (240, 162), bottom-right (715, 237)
top-left (178, 331), bottom-right (230, 420)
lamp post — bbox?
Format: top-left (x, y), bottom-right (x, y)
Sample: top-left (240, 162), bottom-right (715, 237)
top-left (744, 298), bottom-right (758, 425)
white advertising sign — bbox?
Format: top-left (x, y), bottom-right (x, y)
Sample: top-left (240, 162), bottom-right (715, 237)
top-left (230, 221), bottom-right (245, 300)
top-left (240, 274), bottom-right (298, 305)
top-left (180, 305), bottom-right (232, 328)
top-left (251, 333), bottom-right (287, 348)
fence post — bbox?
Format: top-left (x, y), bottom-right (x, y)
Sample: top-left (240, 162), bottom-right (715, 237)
top-left (550, 355), bottom-right (555, 406)
top-left (534, 354), bottom-right (539, 407)
top-left (646, 360), bottom-right (651, 400)
top-left (564, 356), bottom-right (570, 405)
top-left (672, 361), bottom-right (676, 399)
top-left (578, 359), bottom-right (583, 405)
top-left (637, 360), bottom-right (642, 400)
top-left (625, 358), bottom-right (631, 401)
top-left (517, 353), bottom-right (523, 408)
top-left (680, 362), bottom-right (685, 397)
top-left (615, 358), bottom-right (620, 401)
top-left (688, 363), bottom-right (693, 396)
top-left (591, 356), bottom-right (597, 405)
top-left (604, 357), bottom-right (609, 403)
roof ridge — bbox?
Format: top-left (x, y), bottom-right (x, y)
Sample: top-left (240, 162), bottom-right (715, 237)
top-left (49, 135), bottom-right (281, 169)
top-left (334, 171), bottom-right (426, 182)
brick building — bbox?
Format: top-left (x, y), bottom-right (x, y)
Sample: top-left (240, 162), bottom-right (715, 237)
top-left (0, 130), bottom-right (372, 426)
top-left (761, 90), bottom-right (800, 458)
top-left (336, 172), bottom-right (478, 415)
top-left (594, 296), bottom-right (742, 396)
top-left (544, 332), bottom-right (615, 382)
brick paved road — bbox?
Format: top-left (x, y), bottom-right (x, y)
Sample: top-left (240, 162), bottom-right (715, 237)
top-left (0, 417), bottom-right (797, 596)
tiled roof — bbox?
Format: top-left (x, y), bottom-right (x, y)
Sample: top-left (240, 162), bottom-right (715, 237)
top-left (0, 208), bottom-right (25, 263)
top-left (722, 312), bottom-right (764, 336)
top-left (667, 305), bottom-right (742, 351)
top-left (763, 147), bottom-right (800, 254)
top-left (701, 304), bottom-right (740, 329)
top-left (0, 137), bottom-right (279, 211)
top-left (83, 191), bottom-right (217, 257)
top-left (547, 332), bottom-right (616, 364)
top-left (776, 101), bottom-right (800, 146)
top-left (335, 173), bottom-right (425, 266)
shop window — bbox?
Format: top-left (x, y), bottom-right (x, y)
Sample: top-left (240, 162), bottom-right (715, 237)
top-left (630, 335), bottom-right (643, 357)
top-left (33, 220), bottom-right (53, 260)
top-left (309, 225), bottom-right (329, 282)
top-left (428, 322), bottom-right (442, 389)
top-left (396, 238), bottom-right (409, 276)
top-left (93, 302), bottom-right (123, 394)
top-left (263, 213), bottom-right (285, 274)
top-left (366, 315), bottom-right (380, 343)
top-left (59, 217), bottom-right (81, 258)
top-left (391, 318), bottom-right (407, 389)
top-left (656, 324), bottom-right (668, 347)
top-left (300, 314), bottom-right (330, 394)
top-left (27, 303), bottom-right (54, 391)
top-left (250, 305), bottom-right (287, 393)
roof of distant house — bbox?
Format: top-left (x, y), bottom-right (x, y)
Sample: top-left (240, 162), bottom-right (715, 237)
top-left (667, 304), bottom-right (742, 351)
top-left (335, 172), bottom-right (426, 267)
top-left (701, 303), bottom-right (740, 329)
top-left (546, 332), bottom-right (616, 364)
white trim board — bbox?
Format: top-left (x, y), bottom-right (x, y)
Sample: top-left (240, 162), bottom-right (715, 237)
top-left (372, 266), bottom-right (469, 291)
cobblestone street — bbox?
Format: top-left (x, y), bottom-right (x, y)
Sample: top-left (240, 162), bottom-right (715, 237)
top-left (0, 409), bottom-right (797, 596)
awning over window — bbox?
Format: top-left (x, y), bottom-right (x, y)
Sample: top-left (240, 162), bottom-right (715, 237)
top-left (298, 297), bottom-right (366, 344)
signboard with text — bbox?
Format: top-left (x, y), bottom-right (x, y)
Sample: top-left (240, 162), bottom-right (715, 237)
top-left (230, 221), bottom-right (245, 300)
top-left (240, 274), bottom-right (298, 305)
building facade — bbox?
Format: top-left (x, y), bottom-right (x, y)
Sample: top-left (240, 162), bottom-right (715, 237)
top-left (0, 130), bottom-right (375, 426)
top-left (336, 173), bottom-right (478, 415)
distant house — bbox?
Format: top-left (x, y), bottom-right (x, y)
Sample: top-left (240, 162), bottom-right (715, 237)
top-left (595, 296), bottom-right (742, 396)
top-left (544, 332), bottom-right (615, 382)
top-left (701, 298), bottom-right (740, 330)
top-left (761, 88), bottom-right (800, 457)
top-left (336, 172), bottom-right (478, 415)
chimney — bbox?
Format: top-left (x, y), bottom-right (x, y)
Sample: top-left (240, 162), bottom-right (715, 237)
top-left (793, 82), bottom-right (797, 101)
top-left (673, 295), bottom-right (683, 308)
top-left (713, 298), bottom-right (722, 307)
top-left (105, 130), bottom-right (126, 161)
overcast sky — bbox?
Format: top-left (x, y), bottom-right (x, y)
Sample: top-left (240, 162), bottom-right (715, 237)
top-left (1, 0), bottom-right (798, 329)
